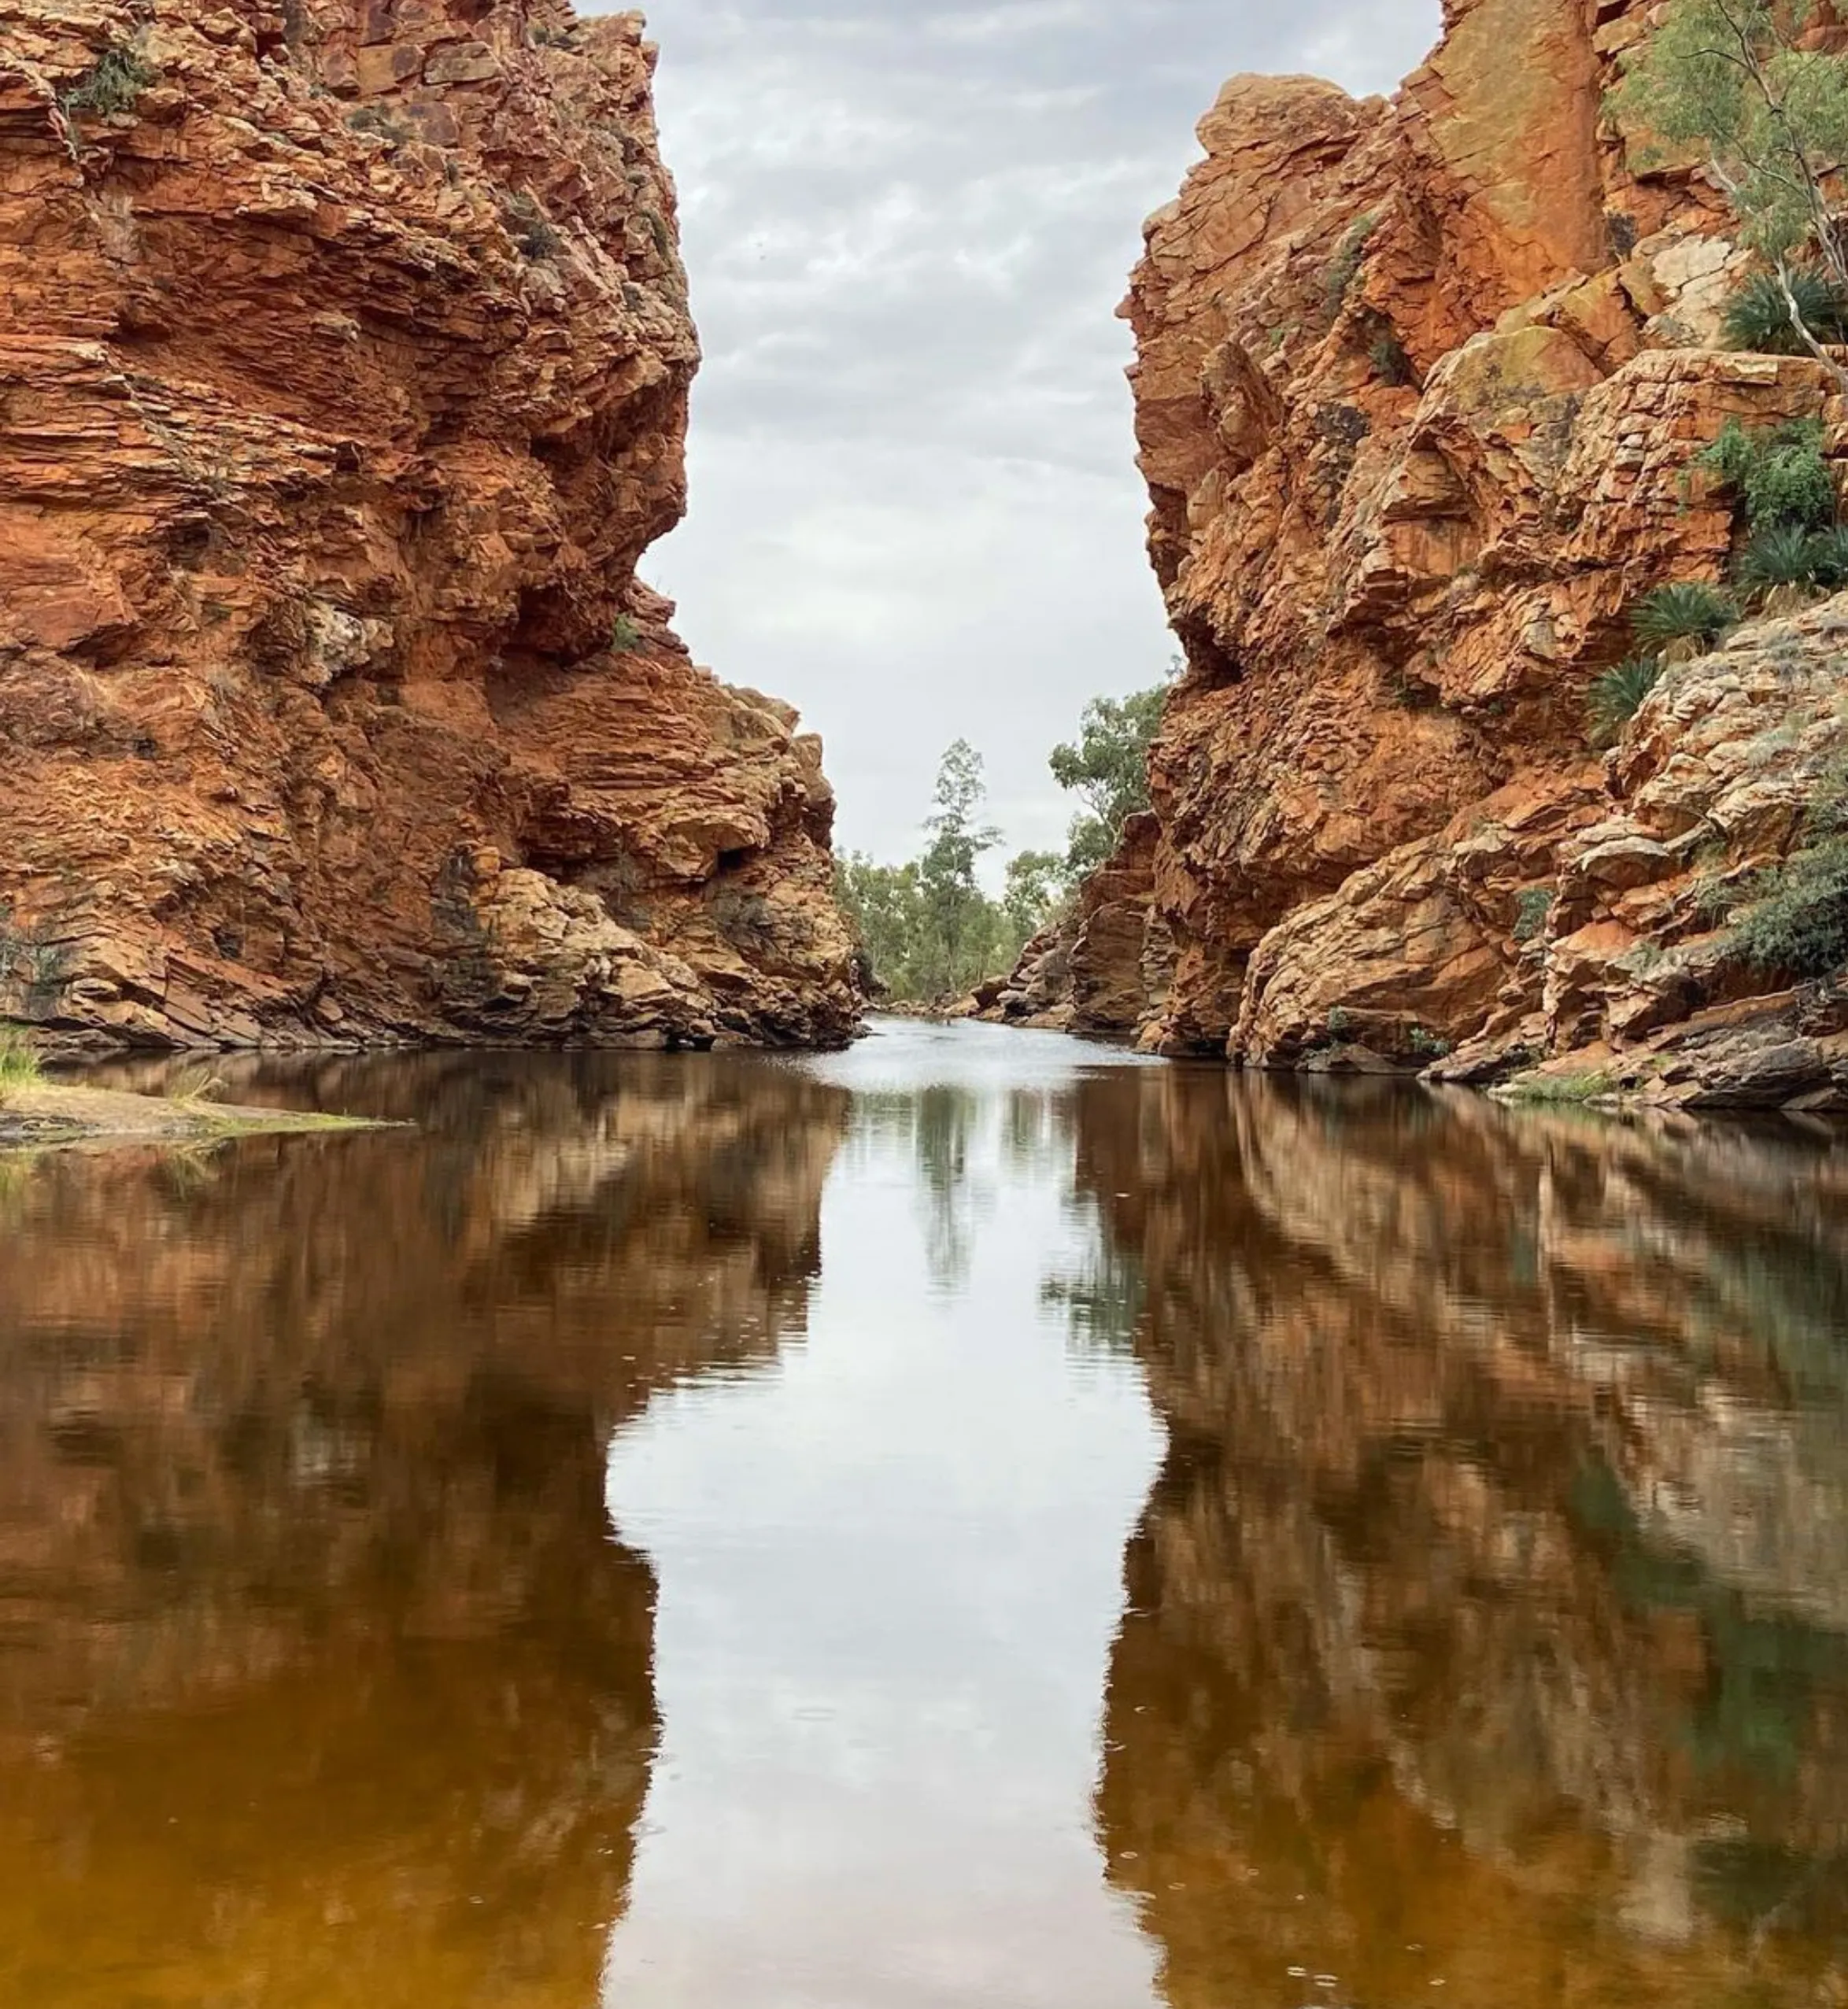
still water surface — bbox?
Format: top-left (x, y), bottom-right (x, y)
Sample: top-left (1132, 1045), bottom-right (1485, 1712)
top-left (2, 1021), bottom-right (1847, 2005)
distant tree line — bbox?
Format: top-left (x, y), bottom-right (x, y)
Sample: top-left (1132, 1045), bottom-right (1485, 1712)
top-left (837, 671), bottom-right (1172, 1003)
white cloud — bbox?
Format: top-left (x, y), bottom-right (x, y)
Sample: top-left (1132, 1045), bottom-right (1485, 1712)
top-left (601, 0), bottom-right (1444, 864)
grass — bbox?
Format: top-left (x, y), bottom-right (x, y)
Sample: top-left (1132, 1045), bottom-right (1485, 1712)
top-left (0, 1029), bottom-right (41, 1098)
top-left (1589, 656), bottom-right (1667, 746)
top-left (1503, 1068), bottom-right (1617, 1105)
top-left (1321, 211), bottom-right (1380, 323)
top-left (1632, 582), bottom-right (1738, 651)
top-left (1720, 268), bottom-right (1848, 356)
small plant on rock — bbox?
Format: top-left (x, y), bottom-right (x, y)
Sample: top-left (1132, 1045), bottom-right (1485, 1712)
top-left (59, 42), bottom-right (153, 120)
top-left (1368, 329), bottom-right (1414, 387)
top-left (500, 189), bottom-right (563, 261)
top-left (1734, 520), bottom-right (1831, 599)
top-left (610, 614), bottom-right (642, 652)
top-left (0, 1029), bottom-right (41, 1099)
top-left (1321, 212), bottom-right (1380, 325)
top-left (1588, 656), bottom-right (1667, 747)
top-left (1513, 887), bottom-right (1554, 944)
top-left (1721, 268), bottom-right (1848, 356)
top-left (1698, 416), bottom-right (1838, 532)
top-left (1631, 582), bottom-right (1738, 653)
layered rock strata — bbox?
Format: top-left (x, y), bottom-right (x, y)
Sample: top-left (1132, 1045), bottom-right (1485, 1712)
top-left (1003, 0), bottom-right (1848, 1107)
top-left (0, 0), bottom-right (860, 1051)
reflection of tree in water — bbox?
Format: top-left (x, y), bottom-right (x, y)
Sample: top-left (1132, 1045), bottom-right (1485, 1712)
top-left (847, 1084), bottom-right (988, 1289)
top-left (1041, 1231), bottom-right (1144, 1357)
top-left (1068, 1067), bottom-right (1848, 2007)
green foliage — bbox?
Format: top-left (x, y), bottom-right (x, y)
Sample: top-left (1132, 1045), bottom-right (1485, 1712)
top-left (1003, 851), bottom-right (1067, 940)
top-left (835, 742), bottom-right (1048, 1002)
top-left (1610, 1), bottom-right (1848, 286)
top-left (609, 614), bottom-right (642, 652)
top-left (1632, 582), bottom-right (1739, 650)
top-left (1729, 761), bottom-right (1848, 977)
top-left (1699, 416), bottom-right (1837, 531)
top-left (837, 674), bottom-right (1172, 1000)
top-left (1806, 524), bottom-right (1848, 587)
top-left (1368, 330), bottom-right (1414, 386)
top-left (1050, 675), bottom-right (1170, 878)
top-left (1514, 886), bottom-right (1555, 944)
top-left (1734, 520), bottom-right (1828, 593)
top-left (1589, 656), bottom-right (1668, 747)
top-left (1732, 836), bottom-right (1848, 975)
top-left (60, 43), bottom-right (152, 120)
top-left (1506, 1067), bottom-right (1617, 1105)
top-left (1720, 268), bottom-right (1848, 353)
top-left (0, 1029), bottom-right (40, 1098)
top-left (1321, 212), bottom-right (1380, 324)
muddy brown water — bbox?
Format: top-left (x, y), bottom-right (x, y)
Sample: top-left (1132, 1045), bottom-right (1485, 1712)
top-left (2, 1020), bottom-right (1846, 2006)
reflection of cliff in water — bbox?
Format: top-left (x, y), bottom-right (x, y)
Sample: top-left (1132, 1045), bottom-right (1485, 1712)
top-left (1074, 1073), bottom-right (1848, 2007)
top-left (0, 1053), bottom-right (848, 2007)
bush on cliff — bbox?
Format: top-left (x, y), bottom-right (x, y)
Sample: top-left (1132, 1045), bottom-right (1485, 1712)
top-left (1613, 0), bottom-right (1848, 379)
top-left (1699, 416), bottom-right (1837, 533)
top-left (1631, 582), bottom-right (1738, 652)
top-left (1721, 269), bottom-right (1848, 355)
top-left (1588, 657), bottom-right (1668, 746)
top-left (1731, 760), bottom-right (1848, 979)
top-left (59, 43), bottom-right (152, 121)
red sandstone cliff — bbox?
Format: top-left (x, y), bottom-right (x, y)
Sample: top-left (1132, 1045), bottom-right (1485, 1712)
top-left (0, 0), bottom-right (862, 1051)
top-left (1004, 0), bottom-right (1848, 1110)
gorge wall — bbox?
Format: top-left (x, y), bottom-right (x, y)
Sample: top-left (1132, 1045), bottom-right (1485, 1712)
top-left (0, 0), bottom-right (861, 1052)
top-left (992, 0), bottom-right (1848, 1110)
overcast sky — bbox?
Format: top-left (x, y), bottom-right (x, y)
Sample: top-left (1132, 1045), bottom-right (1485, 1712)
top-left (620, 0), bottom-right (1442, 868)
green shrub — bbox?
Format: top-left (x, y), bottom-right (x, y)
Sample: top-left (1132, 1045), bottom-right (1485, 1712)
top-left (60, 43), bottom-right (152, 119)
top-left (1730, 762), bottom-right (1848, 978)
top-left (610, 614), bottom-right (642, 652)
top-left (1735, 521), bottom-right (1827, 595)
top-left (1321, 212), bottom-right (1380, 323)
top-left (1732, 837), bottom-right (1848, 977)
top-left (1698, 416), bottom-right (1838, 532)
top-left (1513, 886), bottom-right (1554, 943)
top-left (1720, 269), bottom-right (1848, 356)
top-left (0, 1029), bottom-right (40, 1096)
top-left (1632, 582), bottom-right (1737, 651)
top-left (1589, 656), bottom-right (1667, 746)
top-left (1369, 330), bottom-right (1414, 386)
top-left (1805, 524), bottom-right (1848, 588)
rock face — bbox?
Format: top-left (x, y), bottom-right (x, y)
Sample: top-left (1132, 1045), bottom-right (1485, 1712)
top-left (0, 0), bottom-right (861, 1051)
top-left (1032, 0), bottom-right (1848, 1106)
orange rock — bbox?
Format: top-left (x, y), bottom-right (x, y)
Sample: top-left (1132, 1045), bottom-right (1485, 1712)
top-left (1025, 0), bottom-right (1848, 1105)
top-left (0, 0), bottom-right (861, 1051)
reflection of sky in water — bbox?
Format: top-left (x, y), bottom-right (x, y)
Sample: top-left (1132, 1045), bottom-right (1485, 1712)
top-left (603, 1024), bottom-right (1168, 2006)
